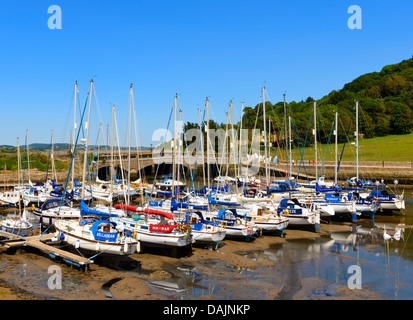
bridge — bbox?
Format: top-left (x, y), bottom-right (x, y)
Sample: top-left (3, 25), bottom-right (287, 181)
top-left (93, 149), bottom-right (413, 183)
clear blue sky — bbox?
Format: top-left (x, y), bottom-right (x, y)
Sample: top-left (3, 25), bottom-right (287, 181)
top-left (0, 0), bottom-right (412, 147)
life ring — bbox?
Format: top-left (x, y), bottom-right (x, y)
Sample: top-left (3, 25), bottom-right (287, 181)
top-left (257, 192), bottom-right (263, 198)
top-left (235, 218), bottom-right (242, 225)
top-left (342, 196), bottom-right (348, 202)
top-left (220, 221), bottom-right (227, 228)
top-left (283, 208), bottom-right (289, 216)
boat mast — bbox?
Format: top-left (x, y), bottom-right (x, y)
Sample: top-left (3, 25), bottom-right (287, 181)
top-left (239, 101), bottom-right (244, 179)
top-left (17, 137), bottom-right (21, 216)
top-left (230, 100), bottom-right (239, 196)
top-left (81, 80), bottom-right (93, 199)
top-left (356, 100), bottom-right (359, 181)
top-left (172, 94), bottom-right (178, 199)
top-left (314, 101), bottom-right (318, 181)
top-left (262, 86), bottom-right (268, 187)
top-left (178, 109), bottom-right (183, 196)
top-left (72, 81), bottom-right (77, 191)
top-left (128, 84), bottom-right (133, 205)
top-left (206, 97), bottom-right (210, 198)
top-left (26, 130), bottom-right (30, 184)
top-left (335, 111), bottom-right (338, 184)
top-left (283, 93), bottom-right (289, 187)
top-left (198, 108), bottom-right (206, 188)
top-left (289, 115), bottom-right (292, 182)
top-left (110, 105), bottom-right (115, 199)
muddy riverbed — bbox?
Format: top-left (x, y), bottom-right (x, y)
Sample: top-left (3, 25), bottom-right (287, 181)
top-left (1, 187), bottom-right (413, 301)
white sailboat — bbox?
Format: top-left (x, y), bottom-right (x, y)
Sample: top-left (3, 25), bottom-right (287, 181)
top-left (236, 204), bottom-right (289, 235)
top-left (0, 137), bottom-right (34, 236)
top-left (113, 204), bottom-right (193, 253)
top-left (54, 81), bottom-right (138, 256)
top-left (204, 208), bottom-right (259, 241)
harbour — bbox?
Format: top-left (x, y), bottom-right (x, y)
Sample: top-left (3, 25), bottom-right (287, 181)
top-left (1, 0), bottom-right (413, 306)
top-left (0, 187), bottom-right (411, 300)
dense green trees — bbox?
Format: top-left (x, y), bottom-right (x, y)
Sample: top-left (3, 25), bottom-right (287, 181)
top-left (240, 56), bottom-right (413, 145)
top-left (183, 55), bottom-right (413, 150)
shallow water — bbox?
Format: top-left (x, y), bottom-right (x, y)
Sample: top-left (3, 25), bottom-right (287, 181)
top-left (1, 186), bottom-right (413, 300)
top-left (147, 187), bottom-right (413, 300)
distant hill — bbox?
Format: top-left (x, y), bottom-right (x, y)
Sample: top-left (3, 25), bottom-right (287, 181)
top-left (241, 54), bottom-right (413, 145)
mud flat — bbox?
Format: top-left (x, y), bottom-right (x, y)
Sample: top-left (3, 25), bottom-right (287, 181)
top-left (0, 222), bottom-right (366, 300)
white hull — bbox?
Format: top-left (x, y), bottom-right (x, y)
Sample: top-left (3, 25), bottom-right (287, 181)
top-left (191, 228), bottom-right (226, 244)
top-left (0, 219), bottom-right (33, 237)
top-left (379, 200), bottom-right (405, 211)
top-left (55, 219), bottom-right (138, 256)
top-left (0, 191), bottom-right (21, 206)
top-left (111, 217), bottom-right (192, 248)
top-left (250, 218), bottom-right (289, 232)
top-left (33, 206), bottom-right (82, 226)
top-left (282, 213), bottom-right (320, 226)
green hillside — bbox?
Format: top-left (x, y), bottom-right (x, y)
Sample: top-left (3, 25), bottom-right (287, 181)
top-left (284, 132), bottom-right (413, 162)
top-left (242, 55), bottom-right (413, 149)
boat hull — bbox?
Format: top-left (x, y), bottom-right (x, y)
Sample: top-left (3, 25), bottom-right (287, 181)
top-left (55, 220), bottom-right (138, 256)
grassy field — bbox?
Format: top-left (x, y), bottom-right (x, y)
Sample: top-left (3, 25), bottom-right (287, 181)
top-left (272, 132), bottom-right (413, 163)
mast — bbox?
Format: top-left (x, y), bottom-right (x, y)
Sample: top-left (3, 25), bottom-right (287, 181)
top-left (178, 109), bottom-right (183, 196)
top-left (81, 80), bottom-right (93, 199)
top-left (26, 130), bottom-right (30, 184)
top-left (230, 100), bottom-right (239, 195)
top-left (71, 81), bottom-right (78, 191)
top-left (17, 137), bottom-right (21, 216)
top-left (172, 94), bottom-right (178, 199)
top-left (110, 105), bottom-right (115, 197)
top-left (314, 101), bottom-right (318, 181)
top-left (239, 101), bottom-right (244, 178)
top-left (356, 100), bottom-right (359, 181)
top-left (268, 114), bottom-right (271, 182)
top-left (335, 111), bottom-right (338, 184)
top-left (51, 130), bottom-right (57, 183)
top-left (224, 111), bottom-right (229, 181)
top-left (288, 115), bottom-right (292, 182)
top-left (283, 93), bottom-right (289, 187)
top-left (206, 97), bottom-right (210, 196)
top-left (198, 108), bottom-right (206, 188)
top-left (262, 87), bottom-right (268, 187)
top-left (128, 84), bottom-right (133, 205)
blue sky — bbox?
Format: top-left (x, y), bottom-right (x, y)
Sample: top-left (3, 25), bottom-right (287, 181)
top-left (0, 0), bottom-right (412, 147)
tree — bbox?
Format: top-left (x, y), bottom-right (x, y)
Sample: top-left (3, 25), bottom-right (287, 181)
top-left (383, 74), bottom-right (408, 96)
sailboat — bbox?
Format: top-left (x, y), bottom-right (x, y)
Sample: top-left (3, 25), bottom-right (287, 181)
top-left (111, 86), bottom-right (192, 255)
top-left (236, 204), bottom-right (289, 236)
top-left (52, 81), bottom-right (138, 256)
top-left (54, 200), bottom-right (138, 256)
top-left (237, 88), bottom-right (274, 203)
top-left (0, 137), bottom-right (34, 236)
top-left (204, 208), bottom-right (260, 241)
top-left (112, 204), bottom-right (193, 253)
top-left (181, 211), bottom-right (226, 249)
